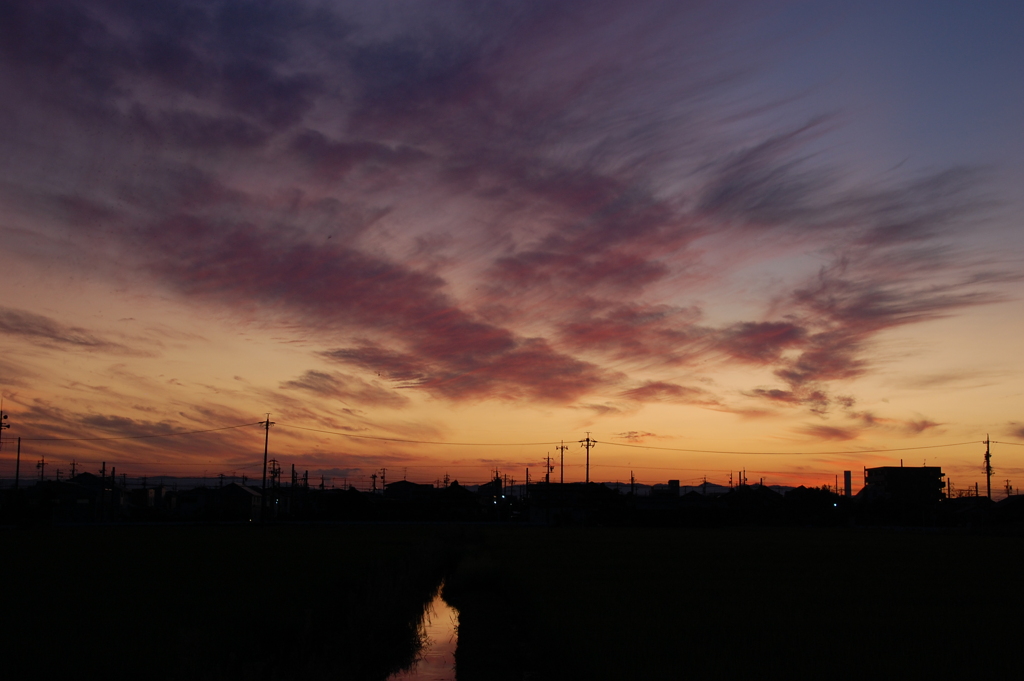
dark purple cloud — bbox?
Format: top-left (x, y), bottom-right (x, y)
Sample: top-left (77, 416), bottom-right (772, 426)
top-left (322, 344), bottom-right (428, 383)
top-left (739, 245), bottom-right (1007, 414)
top-left (718, 321), bottom-right (806, 364)
top-left (798, 424), bottom-right (859, 442)
top-left (558, 304), bottom-right (706, 362)
top-left (620, 381), bottom-right (713, 404)
top-left (0, 0), bottom-right (1011, 423)
top-left (697, 120), bottom-right (835, 227)
top-left (0, 307), bottom-right (138, 354)
top-left (614, 431), bottom-right (657, 443)
top-left (326, 337), bottom-right (609, 404)
top-left (905, 419), bottom-right (941, 434)
top-left (289, 130), bottom-right (427, 181)
top-left (130, 106), bottom-right (271, 151)
top-left (0, 397), bottom-right (263, 468)
top-left (80, 414), bottom-right (180, 437)
top-left (280, 370), bottom-right (408, 409)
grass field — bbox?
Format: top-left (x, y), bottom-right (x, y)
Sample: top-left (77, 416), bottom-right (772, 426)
top-left (446, 525), bottom-right (1024, 679)
top-left (1, 524), bottom-right (456, 680)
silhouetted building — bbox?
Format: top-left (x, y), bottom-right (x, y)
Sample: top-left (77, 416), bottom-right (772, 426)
top-left (220, 482), bottom-right (262, 521)
top-left (863, 466), bottom-right (944, 504)
top-left (178, 483), bottom-right (262, 521)
top-left (383, 479), bottom-right (435, 501)
top-left (650, 480), bottom-right (680, 498)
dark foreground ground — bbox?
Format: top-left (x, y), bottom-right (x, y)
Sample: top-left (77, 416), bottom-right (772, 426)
top-left (0, 524), bottom-right (457, 680)
top-left (3, 524), bottom-right (1022, 679)
top-left (446, 525), bottom-right (1024, 680)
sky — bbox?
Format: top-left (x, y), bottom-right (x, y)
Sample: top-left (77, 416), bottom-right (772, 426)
top-left (1, 0), bottom-right (1023, 492)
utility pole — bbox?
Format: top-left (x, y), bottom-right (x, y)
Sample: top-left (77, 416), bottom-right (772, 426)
top-left (15, 437), bottom-right (21, 489)
top-left (36, 456), bottom-right (45, 481)
top-left (0, 405), bottom-right (12, 488)
top-left (260, 414), bottom-right (275, 523)
top-left (984, 435), bottom-right (993, 500)
top-left (380, 468), bottom-right (387, 493)
top-left (556, 441), bottom-right (568, 484)
top-left (545, 452), bottom-right (553, 484)
top-left (579, 432), bottom-right (597, 484)
top-left (370, 472), bottom-right (377, 493)
top-left (0, 400), bottom-right (9, 454)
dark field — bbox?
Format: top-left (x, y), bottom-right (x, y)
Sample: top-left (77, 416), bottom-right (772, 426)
top-left (448, 525), bottom-right (1024, 679)
top-left (1, 524), bottom-right (455, 680)
top-left (3, 524), bottom-right (1021, 679)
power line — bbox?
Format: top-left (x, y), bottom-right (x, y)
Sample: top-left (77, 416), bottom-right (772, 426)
top-left (275, 423), bottom-right (562, 446)
top-left (19, 422), bottom-right (261, 442)
top-left (282, 424), bottom-right (983, 456)
top-left (589, 463), bottom-right (733, 472)
top-left (0, 457), bottom-right (264, 468)
top-left (4, 414), bottom-right (999, 462)
top-left (600, 440), bottom-right (982, 456)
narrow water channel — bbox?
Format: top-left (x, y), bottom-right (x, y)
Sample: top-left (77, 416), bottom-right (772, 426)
top-left (388, 585), bottom-right (459, 681)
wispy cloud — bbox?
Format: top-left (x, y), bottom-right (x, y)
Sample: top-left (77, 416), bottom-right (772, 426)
top-left (796, 424), bottom-right (860, 442)
top-left (0, 0), bottom-right (1014, 433)
top-left (620, 381), bottom-right (715, 404)
top-left (280, 370), bottom-right (408, 409)
top-left (0, 308), bottom-right (140, 355)
top-left (613, 431), bottom-right (658, 443)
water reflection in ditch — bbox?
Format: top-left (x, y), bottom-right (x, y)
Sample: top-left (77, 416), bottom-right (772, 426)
top-left (388, 584), bottom-right (459, 681)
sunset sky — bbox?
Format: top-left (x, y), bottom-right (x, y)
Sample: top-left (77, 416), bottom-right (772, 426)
top-left (1, 0), bottom-right (1023, 492)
